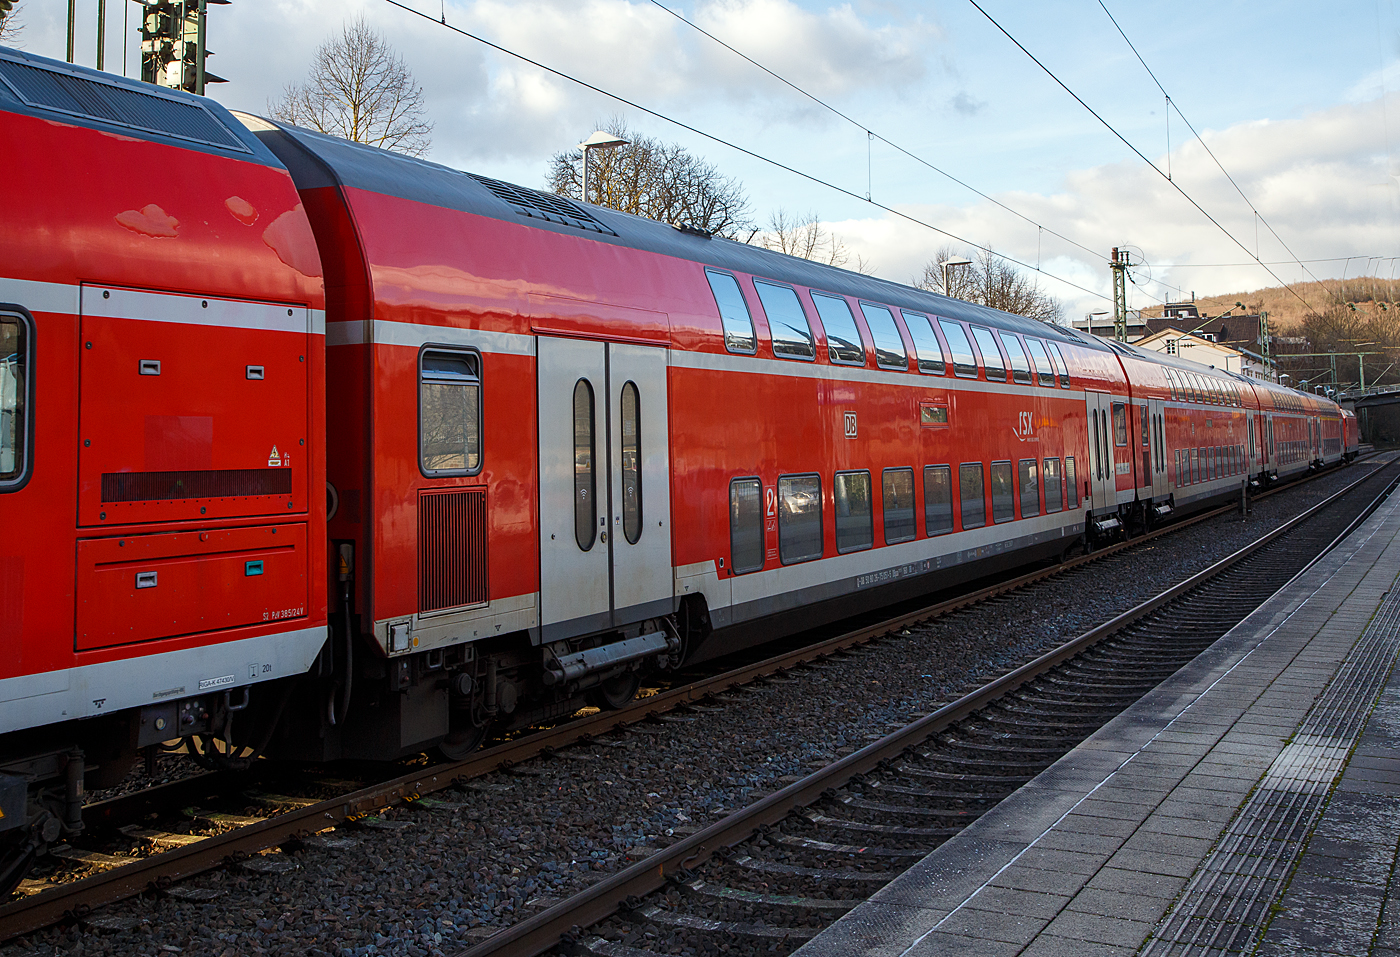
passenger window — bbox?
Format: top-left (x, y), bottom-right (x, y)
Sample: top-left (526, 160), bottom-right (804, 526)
top-left (620, 381), bottom-right (642, 544)
top-left (1001, 334), bottom-right (1033, 385)
top-left (1048, 342), bottom-right (1071, 388)
top-left (811, 293), bottom-right (865, 366)
top-left (1025, 338), bottom-right (1056, 388)
top-left (1018, 458), bottom-right (1040, 517)
top-left (924, 465), bottom-right (954, 535)
top-left (834, 471), bottom-right (874, 552)
top-left (990, 461), bottom-right (1014, 523)
top-left (1166, 369), bottom-right (1178, 400)
top-left (778, 473), bottom-right (823, 563)
top-left (903, 312), bottom-right (945, 374)
top-left (882, 468), bottom-right (916, 544)
top-left (729, 478), bottom-right (764, 573)
top-left (971, 327), bottom-right (1006, 381)
top-left (705, 270), bottom-right (757, 355)
top-left (1112, 402), bottom-right (1128, 447)
top-left (1043, 457), bottom-right (1062, 513)
top-left (1140, 404), bottom-right (1149, 448)
top-left (1065, 456), bottom-right (1079, 508)
top-left (939, 321), bottom-right (979, 378)
top-left (420, 349), bottom-right (482, 475)
top-left (959, 463), bottom-right (986, 529)
top-left (572, 379), bottom-right (596, 550)
top-left (0, 311), bottom-right (30, 487)
top-left (755, 281), bottom-right (816, 360)
top-left (859, 303), bottom-right (908, 370)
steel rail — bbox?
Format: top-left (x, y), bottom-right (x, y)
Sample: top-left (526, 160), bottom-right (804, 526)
top-left (452, 459), bottom-right (1399, 957)
top-left (0, 456), bottom-right (1377, 942)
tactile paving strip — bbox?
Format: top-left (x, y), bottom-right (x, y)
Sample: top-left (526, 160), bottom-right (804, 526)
top-left (1140, 571), bottom-right (1400, 956)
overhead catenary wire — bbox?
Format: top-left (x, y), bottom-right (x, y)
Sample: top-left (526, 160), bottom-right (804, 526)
top-left (380, 0), bottom-right (1123, 306)
top-left (968, 0), bottom-right (1321, 315)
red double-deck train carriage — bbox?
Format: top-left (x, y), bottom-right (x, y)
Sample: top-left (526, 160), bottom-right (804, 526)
top-left (0, 46), bottom-right (1356, 885)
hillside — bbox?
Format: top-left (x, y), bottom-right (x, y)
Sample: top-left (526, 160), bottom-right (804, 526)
top-left (1139, 278), bottom-right (1400, 332)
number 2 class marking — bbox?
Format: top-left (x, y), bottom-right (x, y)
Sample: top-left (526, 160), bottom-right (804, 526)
top-left (764, 487), bottom-right (777, 518)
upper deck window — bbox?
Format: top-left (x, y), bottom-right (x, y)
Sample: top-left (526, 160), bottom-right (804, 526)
top-left (0, 310), bottom-right (31, 489)
top-left (939, 321), bottom-right (978, 378)
top-left (971, 327), bottom-right (1005, 381)
top-left (859, 303), bottom-right (908, 370)
top-left (903, 312), bottom-right (945, 375)
top-left (1000, 333), bottom-right (1032, 385)
top-left (755, 281), bottom-right (816, 361)
top-left (812, 293), bottom-right (865, 366)
top-left (1024, 338), bottom-right (1056, 388)
top-left (705, 270), bottom-right (756, 355)
top-left (420, 349), bottom-right (482, 476)
top-left (1048, 342), bottom-right (1071, 387)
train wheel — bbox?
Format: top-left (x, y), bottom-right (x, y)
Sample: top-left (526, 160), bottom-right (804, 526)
top-left (436, 720), bottom-right (491, 761)
top-left (588, 671), bottom-right (641, 711)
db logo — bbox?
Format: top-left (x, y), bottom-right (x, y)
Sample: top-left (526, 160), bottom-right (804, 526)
top-left (844, 412), bottom-right (858, 438)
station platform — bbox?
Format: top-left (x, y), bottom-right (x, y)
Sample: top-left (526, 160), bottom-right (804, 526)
top-left (797, 486), bottom-right (1400, 957)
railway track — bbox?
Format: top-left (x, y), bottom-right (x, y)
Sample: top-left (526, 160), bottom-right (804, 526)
top-left (0, 456), bottom-right (1382, 944)
top-left (455, 455), bottom-right (1400, 957)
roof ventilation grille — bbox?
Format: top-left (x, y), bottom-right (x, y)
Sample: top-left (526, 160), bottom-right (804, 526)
top-left (467, 173), bottom-right (617, 236)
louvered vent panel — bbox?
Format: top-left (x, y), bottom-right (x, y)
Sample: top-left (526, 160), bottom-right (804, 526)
top-left (0, 56), bottom-right (246, 151)
top-left (419, 488), bottom-right (488, 613)
top-left (467, 173), bottom-right (617, 236)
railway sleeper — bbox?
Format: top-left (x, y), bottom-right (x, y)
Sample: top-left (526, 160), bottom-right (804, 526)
top-left (677, 878), bottom-right (857, 914)
top-left (799, 810), bottom-right (961, 839)
top-left (771, 833), bottom-right (934, 860)
top-left (834, 795), bottom-right (984, 823)
top-left (863, 780), bottom-right (1012, 802)
top-left (728, 854), bottom-right (895, 884)
top-left (624, 903), bottom-right (823, 941)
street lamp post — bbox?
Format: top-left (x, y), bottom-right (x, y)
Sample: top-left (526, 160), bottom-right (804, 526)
top-left (941, 257), bottom-right (972, 299)
top-left (578, 130), bottom-right (628, 207)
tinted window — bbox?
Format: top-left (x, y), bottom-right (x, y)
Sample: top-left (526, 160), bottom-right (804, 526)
top-left (729, 478), bottom-right (764, 573)
top-left (1048, 342), bottom-right (1071, 387)
top-left (939, 321), bottom-right (978, 378)
top-left (971, 327), bottom-right (1005, 381)
top-left (573, 379), bottom-right (596, 551)
top-left (1019, 459), bottom-right (1040, 517)
top-left (1112, 402), bottom-right (1128, 446)
top-left (882, 468), bottom-right (916, 543)
top-left (812, 293), bottom-right (865, 365)
top-left (705, 270), bottom-right (756, 355)
top-left (620, 381), bottom-right (642, 545)
top-left (1066, 456), bottom-right (1079, 508)
top-left (779, 474), bottom-right (823, 563)
top-left (0, 313), bottom-right (29, 486)
top-left (420, 350), bottom-right (481, 475)
top-left (1025, 338), bottom-right (1056, 388)
top-left (755, 281), bottom-right (816, 360)
top-left (1002, 334), bottom-right (1032, 385)
top-left (990, 461), bottom-right (1014, 522)
top-left (1043, 457), bottom-right (1062, 513)
top-left (959, 463), bottom-right (986, 529)
top-left (834, 471), bottom-right (874, 552)
top-left (904, 312), bottom-right (945, 374)
top-left (924, 465), bottom-right (953, 535)
top-left (860, 303), bottom-right (908, 370)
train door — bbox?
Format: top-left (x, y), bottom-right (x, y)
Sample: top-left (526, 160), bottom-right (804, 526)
top-left (537, 337), bottom-right (672, 644)
top-left (1149, 398), bottom-right (1169, 499)
top-left (1084, 391), bottom-right (1115, 512)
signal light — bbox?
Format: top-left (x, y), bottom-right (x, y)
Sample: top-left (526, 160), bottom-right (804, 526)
top-left (139, 0), bottom-right (229, 94)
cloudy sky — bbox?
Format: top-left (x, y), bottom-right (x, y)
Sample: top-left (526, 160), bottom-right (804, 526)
top-left (12, 0), bottom-right (1400, 320)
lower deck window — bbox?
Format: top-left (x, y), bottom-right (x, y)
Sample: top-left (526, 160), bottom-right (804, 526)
top-left (420, 349), bottom-right (482, 475)
top-left (990, 461), bottom-right (1014, 523)
top-left (779, 473), bottom-right (823, 564)
top-left (1043, 457), bottom-right (1062, 513)
top-left (834, 471), bottom-right (873, 552)
top-left (882, 468), bottom-right (916, 544)
top-left (729, 478), bottom-right (764, 573)
top-left (1018, 459), bottom-right (1040, 517)
top-left (1065, 456), bottom-right (1079, 509)
top-left (0, 312), bottom-right (29, 486)
top-left (924, 465), bottom-right (953, 535)
top-left (959, 463), bottom-right (986, 529)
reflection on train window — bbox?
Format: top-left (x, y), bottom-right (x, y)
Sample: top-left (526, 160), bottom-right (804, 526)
top-left (834, 471), bottom-right (874, 552)
top-left (1047, 342), bottom-right (1071, 388)
top-left (620, 381), bottom-right (642, 545)
top-left (755, 281), bottom-right (816, 361)
top-left (971, 327), bottom-right (1005, 382)
top-left (778, 473), bottom-right (823, 564)
top-left (0, 312), bottom-right (29, 487)
top-left (1043, 458), bottom-right (1062, 513)
top-left (1175, 450), bottom-right (1183, 484)
top-left (705, 270), bottom-right (757, 355)
top-left (812, 293), bottom-right (865, 366)
top-left (859, 303), bottom-right (908, 370)
top-left (419, 349), bottom-right (481, 476)
top-left (990, 461), bottom-right (1014, 523)
top-left (1112, 403), bottom-right (1128, 447)
top-left (904, 312), bottom-right (945, 374)
top-left (882, 468), bottom-right (916, 544)
top-left (1065, 456), bottom-right (1079, 509)
top-left (959, 463), bottom-right (986, 529)
top-left (924, 465), bottom-right (953, 535)
top-left (1001, 334), bottom-right (1033, 385)
top-left (939, 321), bottom-right (979, 378)
top-left (1018, 459), bottom-right (1040, 517)
top-left (573, 379), bottom-right (596, 550)
top-left (1025, 338), bottom-right (1056, 388)
top-left (729, 477), bottom-right (764, 573)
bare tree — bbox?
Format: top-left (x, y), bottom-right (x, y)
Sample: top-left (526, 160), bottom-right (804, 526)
top-left (0, 3), bottom-right (23, 44)
top-left (915, 246), bottom-right (1061, 323)
top-left (549, 120), bottom-right (753, 239)
top-left (268, 16), bottom-right (431, 157)
top-left (754, 208), bottom-right (873, 273)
